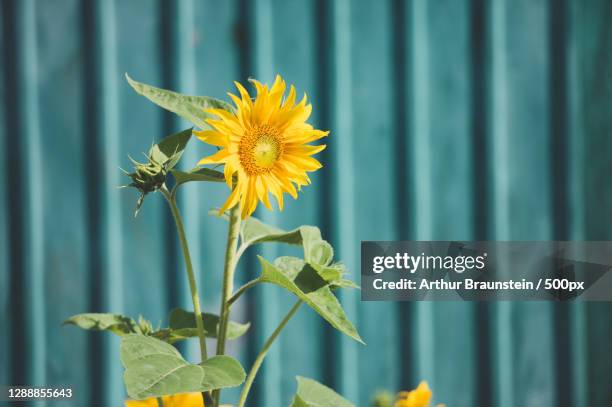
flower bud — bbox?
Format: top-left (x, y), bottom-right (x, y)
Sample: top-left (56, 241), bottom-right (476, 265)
top-left (137, 315), bottom-right (154, 335)
top-left (122, 155), bottom-right (169, 216)
top-left (371, 391), bottom-right (393, 407)
top-left (128, 157), bottom-right (167, 193)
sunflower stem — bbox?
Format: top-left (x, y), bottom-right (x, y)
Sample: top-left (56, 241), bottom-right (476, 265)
top-left (161, 186), bottom-right (208, 405)
top-left (213, 204), bottom-right (242, 406)
top-left (237, 300), bottom-right (303, 407)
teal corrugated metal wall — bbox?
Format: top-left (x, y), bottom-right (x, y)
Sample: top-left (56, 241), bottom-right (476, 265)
top-left (2, 0), bottom-right (612, 406)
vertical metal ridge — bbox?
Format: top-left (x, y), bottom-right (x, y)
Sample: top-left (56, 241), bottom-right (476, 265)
top-left (314, 0), bottom-right (342, 392)
top-left (392, 0), bottom-right (409, 240)
top-left (0, 0), bottom-right (8, 390)
top-left (470, 0), bottom-right (491, 243)
top-left (328, 0), bottom-right (359, 401)
top-left (410, 0), bottom-right (432, 240)
top-left (175, 0), bottom-right (201, 315)
top-left (97, 0), bottom-right (123, 317)
top-left (159, 0), bottom-right (197, 361)
top-left (409, 0), bottom-right (435, 386)
top-left (175, 0), bottom-right (200, 341)
top-left (489, 1), bottom-right (511, 240)
top-left (549, 1), bottom-right (573, 407)
top-left (81, 1), bottom-right (104, 404)
top-left (393, 0), bottom-right (415, 391)
top-left (159, 0), bottom-right (179, 316)
top-left (3, 0), bottom-right (46, 391)
top-left (489, 2), bottom-right (513, 407)
top-left (175, 0), bottom-right (198, 318)
top-left (19, 0), bottom-right (46, 387)
top-left (81, 0), bottom-right (123, 404)
top-left (566, 0), bottom-right (587, 406)
top-left (470, 0), bottom-right (494, 405)
top-left (98, 1), bottom-right (124, 404)
top-left (550, 2), bottom-right (569, 241)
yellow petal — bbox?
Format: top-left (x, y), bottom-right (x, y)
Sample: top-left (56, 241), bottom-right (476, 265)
top-left (250, 78), bottom-right (266, 96)
top-left (266, 175), bottom-right (285, 210)
top-left (285, 144), bottom-right (327, 156)
top-left (206, 108), bottom-right (236, 123)
top-left (205, 109), bottom-right (244, 134)
top-left (247, 179), bottom-right (259, 215)
top-left (224, 159), bottom-right (237, 188)
top-left (124, 398), bottom-right (159, 407)
top-left (256, 176), bottom-right (272, 210)
top-left (194, 130), bottom-right (228, 147)
top-left (282, 85), bottom-right (297, 110)
top-left (227, 91), bottom-right (244, 110)
top-left (270, 74), bottom-right (283, 92)
top-left (276, 103), bottom-right (312, 131)
top-left (283, 126), bottom-right (329, 144)
top-left (197, 148), bottom-right (230, 166)
top-left (205, 118), bottom-right (240, 136)
top-left (268, 75), bottom-right (286, 107)
top-left (161, 392), bottom-right (204, 407)
top-left (284, 155), bottom-right (323, 171)
top-left (394, 381), bottom-right (433, 407)
top-left (239, 177), bottom-right (256, 219)
top-left (273, 169), bottom-right (298, 199)
top-left (234, 80), bottom-right (252, 107)
top-left (219, 184), bottom-right (241, 214)
top-left (303, 129), bottom-right (330, 143)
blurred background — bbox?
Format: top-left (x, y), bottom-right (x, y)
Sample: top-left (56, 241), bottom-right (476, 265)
top-left (1, 0), bottom-right (612, 406)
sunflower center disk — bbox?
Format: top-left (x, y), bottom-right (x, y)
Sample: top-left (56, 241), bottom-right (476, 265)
top-left (239, 125), bottom-right (283, 174)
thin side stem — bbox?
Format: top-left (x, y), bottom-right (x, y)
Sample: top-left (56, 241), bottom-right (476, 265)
top-left (161, 186), bottom-right (208, 362)
top-left (213, 204), bottom-right (242, 406)
top-left (227, 277), bottom-right (261, 307)
top-left (236, 300), bottom-right (303, 407)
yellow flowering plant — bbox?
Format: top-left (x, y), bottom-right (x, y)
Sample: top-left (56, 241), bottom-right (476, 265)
top-left (394, 382), bottom-right (445, 407)
top-left (372, 382), bottom-right (445, 407)
top-left (64, 75), bottom-right (363, 407)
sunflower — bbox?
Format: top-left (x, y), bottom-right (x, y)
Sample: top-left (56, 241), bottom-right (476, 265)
top-left (394, 381), bottom-right (445, 407)
top-left (195, 75), bottom-right (328, 219)
top-left (124, 392), bottom-right (203, 407)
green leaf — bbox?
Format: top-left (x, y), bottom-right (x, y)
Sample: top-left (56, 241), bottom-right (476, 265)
top-left (150, 328), bottom-right (200, 344)
top-left (168, 308), bottom-right (250, 340)
top-left (332, 279), bottom-right (361, 290)
top-left (240, 217), bottom-right (333, 265)
top-left (309, 262), bottom-right (346, 283)
top-left (171, 167), bottom-right (225, 187)
top-left (240, 216), bottom-right (302, 245)
top-left (126, 74), bottom-right (234, 129)
top-left (148, 128), bottom-right (193, 170)
top-left (258, 256), bottom-right (363, 343)
top-left (290, 395), bottom-right (310, 407)
top-left (63, 313), bottom-right (138, 336)
top-left (290, 376), bottom-right (355, 407)
top-left (121, 334), bottom-right (245, 400)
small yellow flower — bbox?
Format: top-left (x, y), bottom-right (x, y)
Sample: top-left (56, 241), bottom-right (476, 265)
top-left (125, 392), bottom-right (203, 407)
top-left (394, 381), bottom-right (445, 407)
top-left (196, 75), bottom-right (328, 219)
